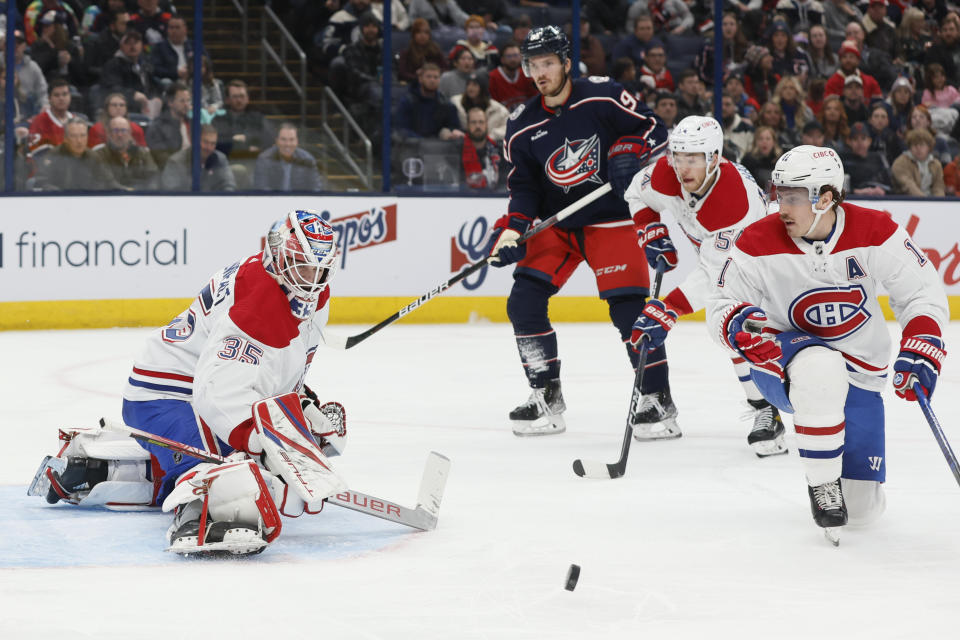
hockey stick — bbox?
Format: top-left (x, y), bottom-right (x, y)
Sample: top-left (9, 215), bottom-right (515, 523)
top-left (98, 418), bottom-right (451, 531)
top-left (572, 260), bottom-right (667, 479)
top-left (913, 383), bottom-right (960, 488)
top-left (322, 182), bottom-right (614, 350)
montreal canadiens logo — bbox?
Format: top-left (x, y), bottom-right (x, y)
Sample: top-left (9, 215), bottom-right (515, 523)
top-left (544, 135), bottom-right (603, 192)
top-left (300, 215), bottom-right (333, 242)
top-left (788, 285), bottom-right (871, 341)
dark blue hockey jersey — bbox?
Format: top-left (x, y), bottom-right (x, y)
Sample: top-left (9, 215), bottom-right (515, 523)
top-left (503, 76), bottom-right (667, 229)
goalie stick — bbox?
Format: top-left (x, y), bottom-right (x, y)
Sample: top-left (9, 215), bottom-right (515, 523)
top-left (572, 260), bottom-right (667, 480)
top-left (98, 418), bottom-right (451, 531)
top-left (913, 383), bottom-right (960, 488)
top-left (322, 182), bottom-right (613, 350)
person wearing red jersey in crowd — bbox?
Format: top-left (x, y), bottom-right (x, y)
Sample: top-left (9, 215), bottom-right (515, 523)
top-left (639, 44), bottom-right (674, 91)
top-left (824, 40), bottom-right (882, 100)
top-left (487, 41), bottom-right (536, 112)
top-left (27, 78), bottom-right (74, 155)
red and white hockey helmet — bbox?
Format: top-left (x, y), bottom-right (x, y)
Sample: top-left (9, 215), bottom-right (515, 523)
top-left (771, 145), bottom-right (845, 203)
top-left (668, 116), bottom-right (724, 187)
top-left (266, 210), bottom-right (338, 299)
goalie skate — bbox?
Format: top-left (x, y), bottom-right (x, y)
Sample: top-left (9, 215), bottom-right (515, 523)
top-left (745, 399), bottom-right (788, 457)
top-left (510, 379), bottom-right (566, 436)
top-left (167, 503), bottom-right (268, 557)
top-left (631, 388), bottom-right (681, 441)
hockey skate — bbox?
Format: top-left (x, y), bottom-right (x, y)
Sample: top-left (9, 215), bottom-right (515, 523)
top-left (631, 387), bottom-right (681, 441)
top-left (167, 502), bottom-right (268, 557)
top-left (510, 379), bottom-right (566, 436)
top-left (808, 479), bottom-right (847, 546)
top-left (745, 399), bottom-right (788, 457)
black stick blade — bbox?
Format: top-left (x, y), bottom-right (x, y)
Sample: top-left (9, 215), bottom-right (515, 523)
top-left (572, 458), bottom-right (624, 479)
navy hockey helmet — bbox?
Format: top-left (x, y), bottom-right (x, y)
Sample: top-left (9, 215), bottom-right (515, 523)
top-left (520, 26), bottom-right (570, 75)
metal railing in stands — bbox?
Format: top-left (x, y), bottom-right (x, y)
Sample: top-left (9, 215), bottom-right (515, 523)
top-left (260, 5), bottom-right (306, 132)
top-left (321, 87), bottom-right (374, 190)
top-left (210, 0), bottom-right (250, 73)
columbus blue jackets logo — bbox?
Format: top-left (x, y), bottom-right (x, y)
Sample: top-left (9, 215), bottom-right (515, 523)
top-left (544, 135), bottom-right (603, 192)
top-left (788, 285), bottom-right (871, 340)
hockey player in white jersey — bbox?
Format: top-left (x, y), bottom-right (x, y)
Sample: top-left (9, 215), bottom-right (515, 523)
top-left (28, 210), bottom-right (349, 556)
top-left (706, 145), bottom-right (948, 542)
top-left (623, 116), bottom-right (785, 455)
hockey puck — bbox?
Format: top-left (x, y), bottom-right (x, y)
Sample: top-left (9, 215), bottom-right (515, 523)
top-left (564, 564), bottom-right (581, 591)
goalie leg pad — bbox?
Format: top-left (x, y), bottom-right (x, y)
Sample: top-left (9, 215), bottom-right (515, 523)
top-left (163, 461), bottom-right (282, 555)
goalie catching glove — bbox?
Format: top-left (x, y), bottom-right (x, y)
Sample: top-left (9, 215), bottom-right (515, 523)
top-left (722, 304), bottom-right (782, 365)
top-left (300, 385), bottom-right (347, 456)
top-left (485, 212), bottom-right (532, 267)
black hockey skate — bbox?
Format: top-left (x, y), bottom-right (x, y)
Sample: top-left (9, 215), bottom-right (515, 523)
top-left (510, 379), bottom-right (566, 436)
top-left (808, 480), bottom-right (848, 546)
top-left (746, 399), bottom-right (788, 457)
top-left (631, 387), bottom-right (681, 441)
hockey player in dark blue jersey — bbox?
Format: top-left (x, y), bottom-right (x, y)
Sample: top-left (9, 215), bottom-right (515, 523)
top-left (484, 26), bottom-right (671, 436)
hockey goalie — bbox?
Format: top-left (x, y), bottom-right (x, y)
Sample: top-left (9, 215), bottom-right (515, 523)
top-left (28, 210), bottom-right (350, 556)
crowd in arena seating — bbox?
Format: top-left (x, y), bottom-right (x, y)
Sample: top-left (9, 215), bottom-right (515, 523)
top-left (3, 0), bottom-right (960, 195)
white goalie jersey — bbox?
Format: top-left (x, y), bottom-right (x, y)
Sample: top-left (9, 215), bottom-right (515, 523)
top-left (624, 155), bottom-right (768, 313)
top-left (706, 203), bottom-right (949, 392)
top-left (123, 254), bottom-right (330, 449)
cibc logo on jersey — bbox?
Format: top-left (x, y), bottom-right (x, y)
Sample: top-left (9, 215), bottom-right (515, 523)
top-left (544, 135), bottom-right (603, 192)
top-left (788, 284), bottom-right (871, 340)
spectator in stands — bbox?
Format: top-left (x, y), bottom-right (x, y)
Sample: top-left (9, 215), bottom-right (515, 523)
top-left (88, 0), bottom-right (127, 34)
top-left (818, 94), bottom-right (850, 150)
top-left (867, 103), bottom-right (904, 166)
top-left (917, 0), bottom-right (950, 31)
top-left (88, 92), bottom-right (147, 148)
top-left (743, 45), bottom-right (777, 105)
top-left (92, 115), bottom-right (159, 190)
top-left (801, 119), bottom-right (826, 146)
top-left (772, 75), bottom-right (815, 134)
top-left (146, 82), bottom-right (190, 168)
top-left (370, 0), bottom-right (411, 31)
top-left (459, 106), bottom-right (503, 190)
top-left (921, 62), bottom-right (960, 108)
top-left (808, 24), bottom-right (839, 80)
top-left (899, 8), bottom-right (933, 69)
top-left (566, 13), bottom-right (606, 77)
top-left (776, 0), bottom-right (825, 33)
top-left (321, 0), bottom-right (373, 62)
top-left (487, 42), bottom-right (536, 112)
top-left (151, 14), bottom-right (191, 88)
top-left (30, 10), bottom-right (85, 86)
top-left (724, 72), bottom-right (760, 119)
top-left (638, 44), bottom-right (673, 91)
top-left (101, 29), bottom-right (155, 115)
top-left (614, 14), bottom-right (663, 71)
top-left (330, 11), bottom-right (383, 134)
top-left (613, 58), bottom-right (643, 99)
top-left (653, 91), bottom-right (679, 132)
top-left (843, 20), bottom-right (896, 91)
top-left (806, 76), bottom-right (827, 115)
top-left (85, 8), bottom-right (128, 80)
top-left (193, 54), bottom-right (225, 122)
top-left (906, 103), bottom-right (955, 163)
top-left (887, 75), bottom-right (916, 132)
top-left (160, 124), bottom-right (236, 191)
top-left (9, 29), bottom-right (49, 118)
top-left (28, 78), bottom-right (74, 155)
top-left (398, 18), bottom-right (448, 83)
top-left (757, 100), bottom-right (795, 150)
top-left (510, 14), bottom-right (532, 46)
top-left (767, 20), bottom-right (812, 81)
top-left (0, 60), bottom-right (26, 130)
top-left (439, 47), bottom-right (480, 99)
top-left (396, 62), bottom-right (463, 139)
top-left (34, 118), bottom-right (98, 190)
top-left (823, 0), bottom-right (864, 51)
top-left (842, 121), bottom-right (891, 194)
top-left (408, 0), bottom-right (469, 36)
top-left (675, 69), bottom-right (708, 121)
top-left (213, 80), bottom-right (270, 157)
top-left (841, 74), bottom-right (869, 125)
top-left (721, 91), bottom-right (755, 160)
top-left (824, 40), bottom-right (882, 100)
top-left (129, 0), bottom-right (172, 48)
top-left (696, 12), bottom-right (748, 87)
top-left (943, 152), bottom-right (960, 195)
top-left (630, 0), bottom-right (693, 36)
top-left (864, 0), bottom-right (899, 56)
top-left (452, 73), bottom-right (509, 141)
top-left (741, 125), bottom-right (781, 188)
top-left (254, 123), bottom-right (323, 192)
top-left (449, 15), bottom-right (497, 71)
top-left (24, 1), bottom-right (79, 46)
top-left (457, 0), bottom-right (510, 32)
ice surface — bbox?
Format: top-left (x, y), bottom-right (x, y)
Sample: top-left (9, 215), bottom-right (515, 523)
top-left (2, 322), bottom-right (960, 639)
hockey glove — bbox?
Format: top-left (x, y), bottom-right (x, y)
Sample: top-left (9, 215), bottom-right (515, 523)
top-left (630, 299), bottom-right (678, 350)
top-left (893, 335), bottom-right (946, 401)
top-left (607, 135), bottom-right (655, 199)
top-left (723, 305), bottom-right (782, 365)
top-left (486, 212), bottom-right (532, 267)
top-left (637, 223), bottom-right (678, 271)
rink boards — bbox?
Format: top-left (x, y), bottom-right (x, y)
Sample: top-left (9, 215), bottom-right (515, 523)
top-left (1, 195), bottom-right (958, 329)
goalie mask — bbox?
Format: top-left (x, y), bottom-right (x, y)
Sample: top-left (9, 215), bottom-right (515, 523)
top-left (266, 210), bottom-right (337, 300)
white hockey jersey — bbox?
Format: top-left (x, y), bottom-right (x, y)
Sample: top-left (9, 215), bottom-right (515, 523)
top-left (706, 203), bottom-right (949, 392)
top-left (624, 155), bottom-right (768, 314)
top-left (123, 254), bottom-right (330, 451)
